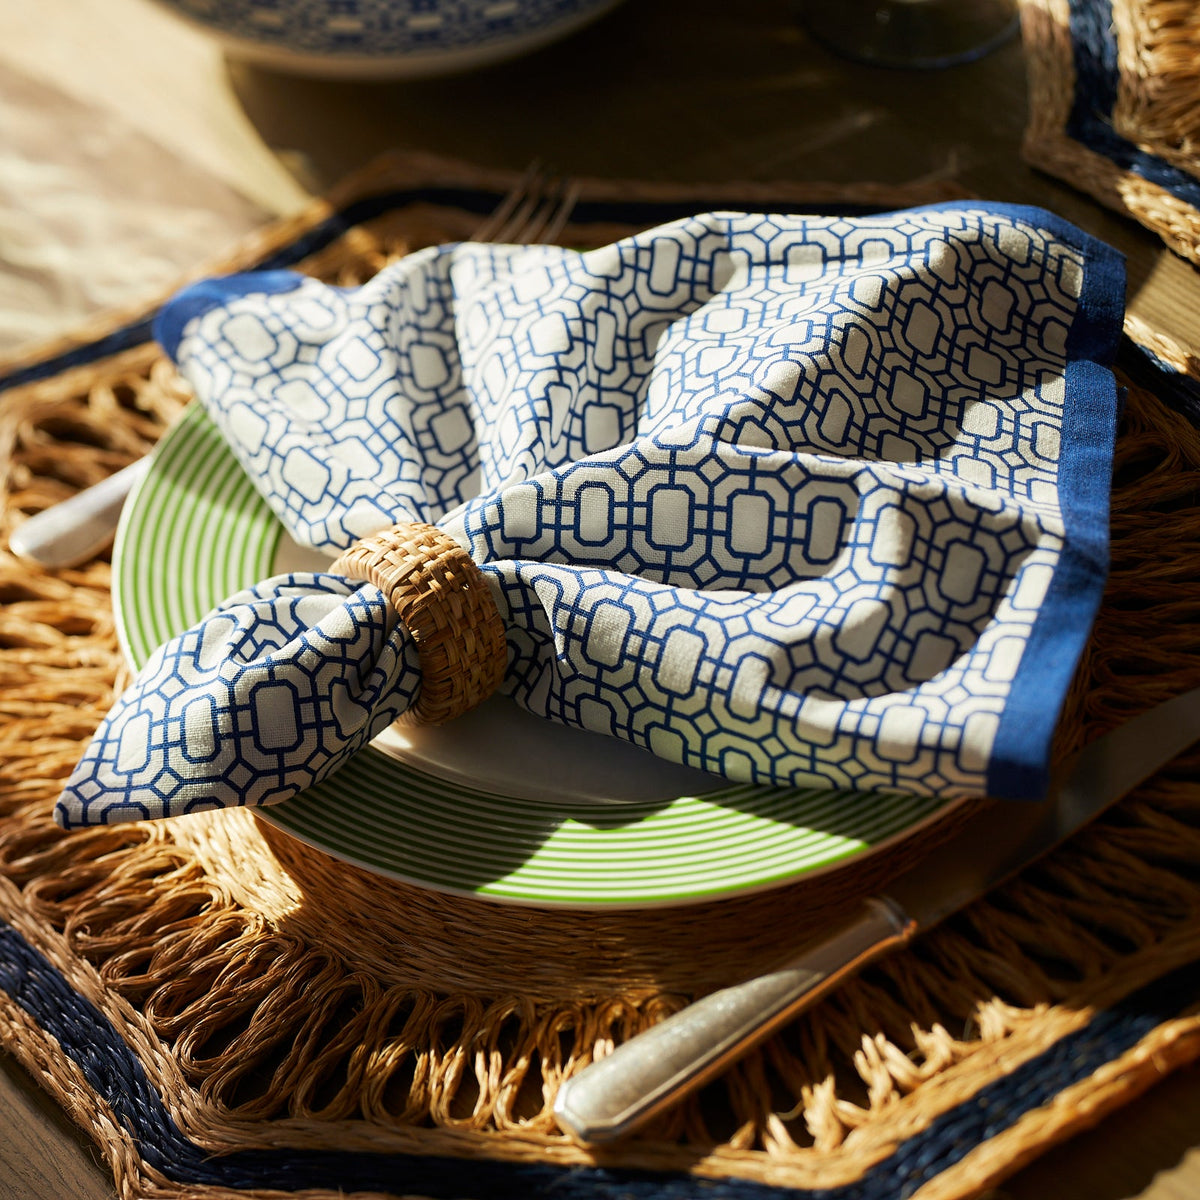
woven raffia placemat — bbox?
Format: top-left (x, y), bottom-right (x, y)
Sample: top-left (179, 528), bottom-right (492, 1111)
top-left (1020, 0), bottom-right (1200, 380)
top-left (1021, 0), bottom-right (1200, 261)
top-left (3, 152), bottom-right (1200, 1200)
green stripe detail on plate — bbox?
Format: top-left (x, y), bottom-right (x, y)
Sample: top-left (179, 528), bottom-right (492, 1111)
top-left (113, 404), bottom-right (954, 908)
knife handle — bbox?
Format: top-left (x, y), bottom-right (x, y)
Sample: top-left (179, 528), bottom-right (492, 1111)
top-left (8, 457), bottom-right (149, 569)
top-left (553, 896), bottom-right (916, 1144)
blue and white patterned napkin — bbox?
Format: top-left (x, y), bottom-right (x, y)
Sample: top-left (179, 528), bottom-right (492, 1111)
top-left (56, 205), bottom-right (1124, 828)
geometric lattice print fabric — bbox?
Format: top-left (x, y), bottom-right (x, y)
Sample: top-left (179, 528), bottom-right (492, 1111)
top-left (55, 205), bottom-right (1125, 828)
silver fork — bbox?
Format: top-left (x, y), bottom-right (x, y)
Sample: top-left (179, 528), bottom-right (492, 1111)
top-left (471, 162), bottom-right (580, 246)
top-left (8, 165), bottom-right (580, 570)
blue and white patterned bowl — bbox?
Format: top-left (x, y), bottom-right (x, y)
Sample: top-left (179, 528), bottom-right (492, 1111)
top-left (149, 0), bottom-right (627, 79)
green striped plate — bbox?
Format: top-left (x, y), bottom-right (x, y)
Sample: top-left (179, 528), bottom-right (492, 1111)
top-left (114, 404), bottom-right (959, 907)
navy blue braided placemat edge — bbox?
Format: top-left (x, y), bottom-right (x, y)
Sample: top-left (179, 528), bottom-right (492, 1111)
top-left (3, 916), bottom-right (1200, 1200)
top-left (1064, 0), bottom-right (1200, 211)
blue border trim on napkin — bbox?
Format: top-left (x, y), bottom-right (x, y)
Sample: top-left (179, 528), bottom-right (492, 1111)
top-left (153, 271), bottom-right (306, 361)
top-left (979, 203), bottom-right (1125, 801)
top-left (2, 916), bottom-right (1193, 1199)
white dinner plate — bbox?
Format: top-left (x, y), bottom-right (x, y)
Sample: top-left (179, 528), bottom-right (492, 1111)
top-left (113, 404), bottom-right (962, 907)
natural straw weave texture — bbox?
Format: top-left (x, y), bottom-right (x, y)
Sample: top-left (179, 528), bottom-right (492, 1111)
top-left (1020, 0), bottom-right (1200, 267)
top-left (3, 154), bottom-right (1200, 1200)
top-left (1019, 0), bottom-right (1200, 403)
top-left (331, 521), bottom-right (508, 725)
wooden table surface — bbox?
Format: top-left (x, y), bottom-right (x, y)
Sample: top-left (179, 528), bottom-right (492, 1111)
top-left (2, 1), bottom-right (1199, 1197)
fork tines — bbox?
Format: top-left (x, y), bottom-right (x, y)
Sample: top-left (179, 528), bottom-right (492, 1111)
top-left (471, 162), bottom-right (580, 246)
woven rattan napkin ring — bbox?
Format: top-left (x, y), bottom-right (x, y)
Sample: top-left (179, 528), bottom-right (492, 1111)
top-left (330, 522), bottom-right (507, 725)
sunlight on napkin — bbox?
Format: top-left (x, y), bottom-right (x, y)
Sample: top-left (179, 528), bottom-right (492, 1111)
top-left (55, 205), bottom-right (1124, 828)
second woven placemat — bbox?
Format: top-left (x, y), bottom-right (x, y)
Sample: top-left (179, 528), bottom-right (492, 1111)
top-left (3, 153), bottom-right (1200, 1200)
top-left (1020, 0), bottom-right (1200, 414)
top-left (1021, 0), bottom-right (1200, 265)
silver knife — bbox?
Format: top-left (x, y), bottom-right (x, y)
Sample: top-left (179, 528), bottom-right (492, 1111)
top-left (553, 683), bottom-right (1200, 1144)
top-left (8, 456), bottom-right (150, 569)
